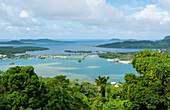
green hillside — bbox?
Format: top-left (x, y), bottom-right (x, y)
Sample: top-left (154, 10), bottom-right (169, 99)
top-left (98, 37), bottom-right (170, 49)
top-left (164, 35), bottom-right (170, 40)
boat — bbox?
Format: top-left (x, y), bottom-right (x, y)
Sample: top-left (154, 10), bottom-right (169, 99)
top-left (115, 60), bottom-right (119, 62)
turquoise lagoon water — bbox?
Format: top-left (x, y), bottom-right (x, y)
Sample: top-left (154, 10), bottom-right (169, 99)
top-left (0, 40), bottom-right (141, 83)
top-left (0, 55), bottom-right (138, 83)
top-left (65, 55), bottom-right (84, 58)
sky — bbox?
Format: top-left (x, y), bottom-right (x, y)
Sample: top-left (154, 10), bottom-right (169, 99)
top-left (0, 0), bottom-right (170, 40)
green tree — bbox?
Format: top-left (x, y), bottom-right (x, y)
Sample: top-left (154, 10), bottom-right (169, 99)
top-left (0, 70), bottom-right (9, 110)
top-left (1, 66), bottom-right (42, 109)
top-left (44, 75), bottom-right (89, 110)
top-left (94, 76), bottom-right (110, 98)
top-left (79, 81), bottom-right (98, 98)
top-left (123, 50), bottom-right (170, 110)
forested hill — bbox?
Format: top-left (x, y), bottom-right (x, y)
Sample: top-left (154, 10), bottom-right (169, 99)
top-left (98, 37), bottom-right (170, 49)
top-left (20, 39), bottom-right (74, 43)
top-left (164, 35), bottom-right (170, 40)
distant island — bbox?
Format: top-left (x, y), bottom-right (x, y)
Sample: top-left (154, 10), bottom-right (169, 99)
top-left (98, 36), bottom-right (170, 49)
top-left (109, 38), bottom-right (121, 41)
top-left (0, 39), bottom-right (74, 45)
top-left (109, 38), bottom-right (137, 42)
top-left (0, 40), bottom-right (34, 44)
top-left (20, 38), bottom-right (74, 43)
top-left (0, 46), bottom-right (49, 57)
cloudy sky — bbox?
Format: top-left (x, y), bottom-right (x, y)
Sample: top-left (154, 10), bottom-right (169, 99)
top-left (0, 0), bottom-right (170, 40)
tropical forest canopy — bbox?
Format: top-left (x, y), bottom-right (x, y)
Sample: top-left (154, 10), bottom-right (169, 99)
top-left (0, 50), bottom-right (169, 110)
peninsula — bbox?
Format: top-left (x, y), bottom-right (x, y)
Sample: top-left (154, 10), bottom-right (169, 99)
top-left (0, 46), bottom-right (49, 57)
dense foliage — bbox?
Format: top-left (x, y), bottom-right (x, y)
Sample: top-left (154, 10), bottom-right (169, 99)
top-left (123, 50), bottom-right (170, 110)
top-left (0, 46), bottom-right (49, 57)
top-left (1, 66), bottom-right (42, 109)
top-left (0, 50), bottom-right (169, 109)
top-left (98, 39), bottom-right (170, 49)
top-left (163, 49), bottom-right (170, 55)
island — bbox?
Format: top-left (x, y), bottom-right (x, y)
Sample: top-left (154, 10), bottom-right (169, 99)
top-left (0, 39), bottom-right (75, 45)
top-left (0, 46), bottom-right (49, 57)
top-left (65, 50), bottom-right (92, 53)
top-left (98, 36), bottom-right (170, 49)
top-left (0, 40), bottom-right (34, 44)
top-left (20, 38), bottom-right (74, 43)
top-left (109, 38), bottom-right (121, 41)
top-left (109, 38), bottom-right (137, 42)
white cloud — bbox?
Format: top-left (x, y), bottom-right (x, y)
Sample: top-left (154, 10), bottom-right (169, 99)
top-left (20, 0), bottom-right (124, 25)
top-left (158, 0), bottom-right (170, 11)
top-left (20, 10), bottom-right (29, 18)
top-left (132, 5), bottom-right (170, 24)
top-left (26, 27), bottom-right (30, 31)
top-left (0, 3), bottom-right (39, 27)
top-left (0, 1), bottom-right (169, 39)
top-left (0, 3), bottom-right (15, 23)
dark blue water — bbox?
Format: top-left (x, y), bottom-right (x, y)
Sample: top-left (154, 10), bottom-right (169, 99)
top-left (0, 39), bottom-right (143, 55)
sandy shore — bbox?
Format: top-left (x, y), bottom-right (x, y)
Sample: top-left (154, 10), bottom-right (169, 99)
top-left (86, 66), bottom-right (101, 69)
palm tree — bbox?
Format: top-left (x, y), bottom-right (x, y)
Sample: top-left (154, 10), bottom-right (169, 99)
top-left (94, 76), bottom-right (110, 98)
